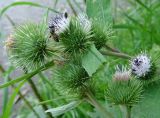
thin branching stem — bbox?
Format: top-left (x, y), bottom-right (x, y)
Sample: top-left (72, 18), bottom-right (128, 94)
top-left (85, 91), bottom-right (114, 118)
top-left (120, 105), bottom-right (131, 118)
top-left (126, 106), bottom-right (131, 118)
top-left (105, 44), bottom-right (120, 53)
top-left (28, 79), bottom-right (54, 118)
top-left (101, 50), bottom-right (132, 59)
top-left (67, 0), bottom-right (77, 16)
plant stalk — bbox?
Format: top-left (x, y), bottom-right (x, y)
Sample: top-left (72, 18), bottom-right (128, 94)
top-left (126, 106), bottom-right (131, 118)
top-left (28, 79), bottom-right (53, 118)
top-left (120, 105), bottom-right (131, 118)
top-left (105, 44), bottom-right (120, 53)
top-left (101, 50), bottom-right (132, 59)
top-left (85, 91), bottom-right (113, 118)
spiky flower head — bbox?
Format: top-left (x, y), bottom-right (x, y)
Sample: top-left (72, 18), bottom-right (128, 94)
top-left (59, 16), bottom-right (93, 57)
top-left (7, 22), bottom-right (63, 71)
top-left (106, 78), bottom-right (143, 106)
top-left (91, 20), bottom-right (114, 49)
top-left (54, 64), bottom-right (90, 96)
top-left (113, 66), bottom-right (131, 81)
top-left (130, 53), bottom-right (156, 80)
top-left (49, 12), bottom-right (70, 35)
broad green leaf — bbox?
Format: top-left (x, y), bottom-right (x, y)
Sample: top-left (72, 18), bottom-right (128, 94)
top-left (0, 1), bottom-right (59, 17)
top-left (45, 101), bottom-right (81, 117)
top-left (2, 79), bottom-right (27, 118)
top-left (82, 44), bottom-right (106, 76)
top-left (132, 83), bottom-right (160, 118)
top-left (0, 61), bottom-right (54, 89)
top-left (86, 0), bottom-right (112, 25)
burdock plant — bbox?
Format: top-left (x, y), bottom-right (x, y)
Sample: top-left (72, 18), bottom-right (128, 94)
top-left (2, 11), bottom-right (160, 118)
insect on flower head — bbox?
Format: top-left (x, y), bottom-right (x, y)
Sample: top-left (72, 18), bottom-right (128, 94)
top-left (49, 12), bottom-right (70, 37)
top-left (131, 53), bottom-right (152, 78)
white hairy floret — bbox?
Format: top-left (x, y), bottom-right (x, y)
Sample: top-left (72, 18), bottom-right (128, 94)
top-left (77, 14), bottom-right (92, 33)
top-left (49, 13), bottom-right (70, 35)
top-left (113, 66), bottom-right (131, 81)
top-left (131, 54), bottom-right (151, 77)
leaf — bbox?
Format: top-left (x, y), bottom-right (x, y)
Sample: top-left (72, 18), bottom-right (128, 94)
top-left (132, 83), bottom-right (160, 118)
top-left (2, 79), bottom-right (27, 118)
top-left (45, 101), bottom-right (81, 117)
top-left (86, 0), bottom-right (112, 25)
top-left (0, 1), bottom-right (59, 17)
top-left (0, 61), bottom-right (54, 89)
top-left (82, 44), bottom-right (106, 76)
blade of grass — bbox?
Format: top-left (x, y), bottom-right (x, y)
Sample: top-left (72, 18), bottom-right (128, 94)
top-left (0, 64), bottom-right (40, 118)
top-left (2, 66), bottom-right (14, 113)
top-left (0, 61), bottom-right (54, 89)
top-left (135, 0), bottom-right (151, 12)
top-left (0, 1), bottom-right (59, 18)
top-left (2, 79), bottom-right (27, 118)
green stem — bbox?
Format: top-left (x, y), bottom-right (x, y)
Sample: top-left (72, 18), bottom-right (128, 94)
top-left (38, 72), bottom-right (53, 87)
top-left (105, 44), bottom-right (120, 53)
top-left (126, 106), bottom-right (131, 118)
top-left (0, 61), bottom-right (54, 89)
top-left (85, 91), bottom-right (113, 118)
top-left (67, 0), bottom-right (77, 16)
top-left (101, 50), bottom-right (132, 59)
top-left (120, 105), bottom-right (131, 118)
top-left (28, 79), bottom-right (53, 118)
top-left (5, 14), bottom-right (16, 27)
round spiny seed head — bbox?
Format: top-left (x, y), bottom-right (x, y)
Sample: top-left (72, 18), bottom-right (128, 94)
top-left (130, 53), bottom-right (156, 80)
top-left (91, 21), bottom-right (114, 49)
top-left (113, 66), bottom-right (131, 81)
top-left (59, 17), bottom-right (93, 57)
top-left (8, 22), bottom-right (63, 71)
top-left (54, 64), bottom-right (89, 96)
top-left (49, 12), bottom-right (70, 36)
top-left (77, 14), bottom-right (92, 34)
top-left (106, 79), bottom-right (143, 106)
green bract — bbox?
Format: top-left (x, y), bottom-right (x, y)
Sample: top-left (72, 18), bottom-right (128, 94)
top-left (7, 22), bottom-right (63, 71)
